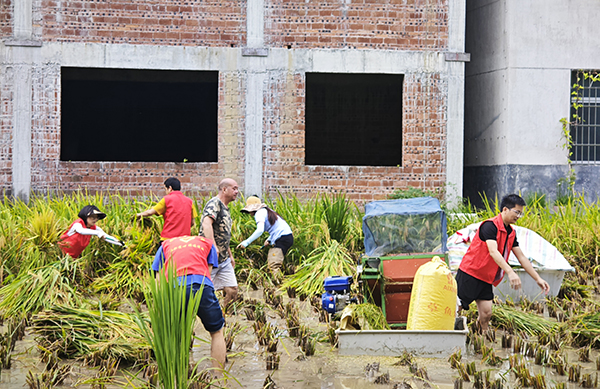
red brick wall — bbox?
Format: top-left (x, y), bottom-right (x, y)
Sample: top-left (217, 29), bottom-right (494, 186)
top-left (0, 0), bottom-right (12, 38)
top-left (262, 72), bottom-right (447, 203)
top-left (33, 0), bottom-right (449, 50)
top-left (265, 0), bottom-right (448, 50)
top-left (6, 1), bottom-right (451, 202)
top-left (30, 69), bottom-right (245, 198)
top-left (35, 0), bottom-right (246, 47)
top-left (26, 65), bottom-right (446, 202)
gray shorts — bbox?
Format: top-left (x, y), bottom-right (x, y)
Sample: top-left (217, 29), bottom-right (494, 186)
top-left (211, 257), bottom-right (238, 290)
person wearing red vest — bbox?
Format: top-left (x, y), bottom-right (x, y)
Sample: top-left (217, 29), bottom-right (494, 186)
top-left (59, 205), bottom-right (121, 258)
top-left (456, 194), bottom-right (550, 331)
top-left (152, 235), bottom-right (226, 373)
top-left (136, 177), bottom-right (197, 239)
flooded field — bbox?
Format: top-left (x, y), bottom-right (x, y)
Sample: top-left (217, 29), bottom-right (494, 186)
top-left (1, 285), bottom-right (599, 389)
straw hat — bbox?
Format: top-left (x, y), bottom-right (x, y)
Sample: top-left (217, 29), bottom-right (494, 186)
top-left (241, 196), bottom-right (266, 213)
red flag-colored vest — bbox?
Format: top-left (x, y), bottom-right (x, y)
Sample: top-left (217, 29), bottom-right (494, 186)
top-left (459, 213), bottom-right (516, 286)
top-left (161, 191), bottom-right (193, 239)
top-left (58, 218), bottom-right (97, 258)
top-left (161, 236), bottom-right (214, 279)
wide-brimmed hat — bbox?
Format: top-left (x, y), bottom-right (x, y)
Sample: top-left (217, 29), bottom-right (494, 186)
top-left (241, 196), bottom-right (266, 213)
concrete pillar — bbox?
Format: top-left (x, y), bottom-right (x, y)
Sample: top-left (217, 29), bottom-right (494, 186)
top-left (8, 0), bottom-right (37, 202)
top-left (12, 61), bottom-right (33, 202)
top-left (247, 0), bottom-right (265, 48)
top-left (243, 0), bottom-right (267, 197)
top-left (445, 0), bottom-right (467, 207)
top-left (244, 72), bottom-right (266, 197)
top-left (14, 0), bottom-right (33, 39)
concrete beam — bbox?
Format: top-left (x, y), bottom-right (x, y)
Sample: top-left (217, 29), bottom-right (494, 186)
top-left (43, 44), bottom-right (448, 74)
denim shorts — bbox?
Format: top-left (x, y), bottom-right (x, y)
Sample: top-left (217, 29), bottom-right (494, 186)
top-left (185, 283), bottom-right (225, 333)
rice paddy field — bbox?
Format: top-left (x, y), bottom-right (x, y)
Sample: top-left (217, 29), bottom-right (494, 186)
top-left (1, 192), bottom-right (600, 388)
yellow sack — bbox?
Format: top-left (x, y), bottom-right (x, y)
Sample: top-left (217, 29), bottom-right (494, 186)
top-left (406, 256), bottom-right (457, 330)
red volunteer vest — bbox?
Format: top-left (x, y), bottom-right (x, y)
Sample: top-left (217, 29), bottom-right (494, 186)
top-left (162, 236), bottom-right (214, 279)
top-left (58, 218), bottom-right (97, 258)
top-left (161, 191), bottom-right (193, 239)
top-left (459, 213), bottom-right (516, 286)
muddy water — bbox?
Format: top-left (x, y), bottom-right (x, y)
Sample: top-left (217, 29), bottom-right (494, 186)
top-left (1, 287), bottom-right (599, 388)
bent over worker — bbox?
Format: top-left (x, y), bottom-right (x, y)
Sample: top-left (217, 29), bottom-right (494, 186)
top-left (456, 194), bottom-right (550, 331)
top-left (237, 195), bottom-right (294, 281)
top-left (59, 205), bottom-right (122, 258)
top-left (152, 235), bottom-right (226, 372)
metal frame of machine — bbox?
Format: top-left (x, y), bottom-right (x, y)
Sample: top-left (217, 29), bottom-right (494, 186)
top-left (361, 253), bottom-right (449, 328)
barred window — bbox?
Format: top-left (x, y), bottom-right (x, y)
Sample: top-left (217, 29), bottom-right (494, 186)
top-left (570, 70), bottom-right (600, 163)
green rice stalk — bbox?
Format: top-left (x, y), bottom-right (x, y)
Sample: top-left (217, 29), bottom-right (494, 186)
top-left (89, 223), bottom-right (157, 300)
top-left (0, 257), bottom-right (83, 319)
top-left (491, 305), bottom-right (556, 337)
top-left (319, 192), bottom-right (351, 244)
top-left (133, 265), bottom-right (202, 389)
top-left (350, 303), bottom-right (390, 330)
top-left (280, 238), bottom-right (355, 297)
top-left (31, 304), bottom-right (150, 364)
top-left (562, 311), bottom-right (600, 348)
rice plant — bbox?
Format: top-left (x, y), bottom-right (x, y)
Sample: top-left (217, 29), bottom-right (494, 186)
top-left (0, 257), bottom-right (83, 319)
top-left (448, 349), bottom-right (461, 369)
top-left (563, 311), bottom-right (600, 348)
top-left (491, 305), bottom-right (556, 337)
top-left (90, 222), bottom-right (158, 300)
top-left (281, 238), bottom-right (355, 297)
top-left (581, 373), bottom-right (598, 388)
top-left (133, 267), bottom-right (204, 389)
top-left (568, 364), bottom-right (582, 382)
top-left (224, 323), bottom-right (244, 352)
top-left (319, 191), bottom-right (352, 244)
top-left (350, 303), bottom-right (390, 330)
top-left (265, 353), bottom-right (280, 370)
top-left (32, 304), bottom-right (150, 364)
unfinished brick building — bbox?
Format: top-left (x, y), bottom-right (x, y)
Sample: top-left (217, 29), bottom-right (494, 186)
top-left (0, 0), bottom-right (467, 203)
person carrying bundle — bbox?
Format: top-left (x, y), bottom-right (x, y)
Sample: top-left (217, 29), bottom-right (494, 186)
top-left (152, 235), bottom-right (226, 373)
top-left (236, 196), bottom-right (294, 281)
top-left (59, 205), bottom-right (123, 258)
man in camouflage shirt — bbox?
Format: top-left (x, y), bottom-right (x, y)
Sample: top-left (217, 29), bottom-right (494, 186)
top-left (199, 178), bottom-right (239, 307)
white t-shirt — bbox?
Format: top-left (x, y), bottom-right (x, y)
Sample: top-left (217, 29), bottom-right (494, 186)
top-left (65, 221), bottom-right (107, 238)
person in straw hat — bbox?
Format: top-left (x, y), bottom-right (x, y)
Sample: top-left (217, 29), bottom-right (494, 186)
top-left (237, 196), bottom-right (294, 281)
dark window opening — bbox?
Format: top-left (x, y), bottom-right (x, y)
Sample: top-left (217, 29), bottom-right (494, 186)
top-left (61, 67), bottom-right (218, 162)
top-left (305, 73), bottom-right (403, 166)
top-left (570, 70), bottom-right (600, 163)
